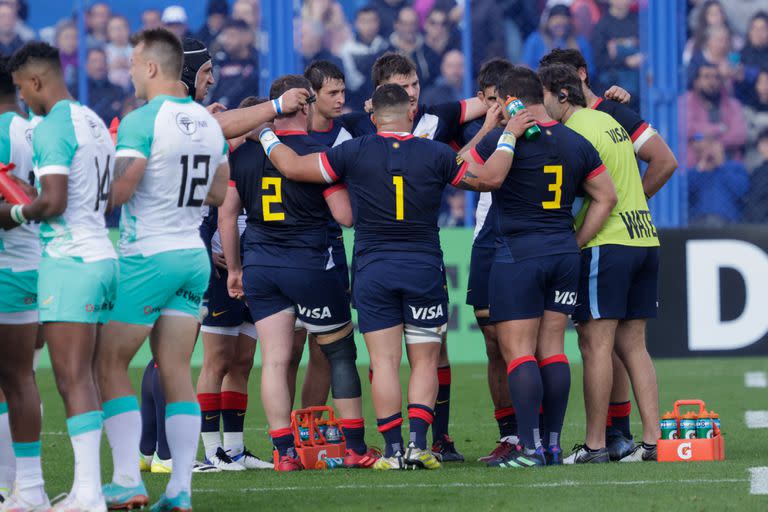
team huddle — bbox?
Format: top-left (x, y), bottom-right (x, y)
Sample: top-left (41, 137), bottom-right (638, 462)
top-left (0, 24), bottom-right (677, 512)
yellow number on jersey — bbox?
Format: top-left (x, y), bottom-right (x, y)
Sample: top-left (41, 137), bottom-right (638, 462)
top-left (262, 177), bottom-right (285, 221)
top-left (393, 175), bottom-right (404, 220)
top-left (542, 165), bottom-right (563, 210)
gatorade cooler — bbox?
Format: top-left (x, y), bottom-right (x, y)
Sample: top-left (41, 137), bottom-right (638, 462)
top-left (658, 400), bottom-right (725, 462)
top-left (274, 405), bottom-right (346, 470)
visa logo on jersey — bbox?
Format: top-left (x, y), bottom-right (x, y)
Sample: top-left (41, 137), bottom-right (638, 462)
top-left (409, 304), bottom-right (445, 320)
top-left (554, 291), bottom-right (577, 306)
top-left (297, 304), bottom-right (332, 319)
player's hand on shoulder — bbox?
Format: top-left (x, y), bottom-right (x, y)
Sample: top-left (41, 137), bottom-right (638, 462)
top-left (207, 102), bottom-right (227, 114)
top-left (280, 88), bottom-right (311, 114)
top-left (604, 85), bottom-right (631, 105)
top-left (505, 109), bottom-right (536, 138)
top-left (227, 270), bottom-right (244, 300)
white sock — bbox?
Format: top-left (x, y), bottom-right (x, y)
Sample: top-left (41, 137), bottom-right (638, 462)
top-left (103, 396), bottom-right (142, 487)
top-left (201, 431), bottom-right (222, 460)
top-left (0, 409), bottom-right (15, 491)
top-left (66, 411), bottom-right (103, 504)
top-left (223, 432), bottom-right (244, 456)
top-left (165, 402), bottom-right (201, 498)
top-left (13, 442), bottom-right (46, 505)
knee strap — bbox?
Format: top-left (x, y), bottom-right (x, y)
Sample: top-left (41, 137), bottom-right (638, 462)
top-left (318, 330), bottom-right (361, 399)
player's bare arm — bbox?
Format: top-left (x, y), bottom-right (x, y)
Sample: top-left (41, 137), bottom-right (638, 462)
top-left (0, 174), bottom-right (67, 229)
top-left (324, 185), bottom-right (353, 227)
top-left (204, 161), bottom-right (231, 206)
top-left (637, 133), bottom-right (678, 198)
top-left (218, 184), bottom-right (244, 299)
top-left (458, 110), bottom-right (537, 191)
top-left (214, 88), bottom-right (310, 139)
top-left (259, 129), bottom-right (328, 184)
top-left (575, 170), bottom-right (618, 248)
top-left (462, 96), bottom-right (489, 122)
top-left (109, 156), bottom-right (147, 208)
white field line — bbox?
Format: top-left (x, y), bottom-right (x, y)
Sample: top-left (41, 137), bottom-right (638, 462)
top-left (746, 411), bottom-right (768, 429)
top-left (195, 478), bottom-right (747, 494)
top-left (750, 467), bottom-right (768, 495)
top-left (745, 372), bottom-right (768, 388)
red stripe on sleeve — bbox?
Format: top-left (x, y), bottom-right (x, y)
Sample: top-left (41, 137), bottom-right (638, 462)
top-left (469, 147), bottom-right (485, 165)
top-left (586, 163), bottom-right (606, 180)
top-left (323, 183), bottom-right (347, 198)
top-left (630, 122), bottom-right (650, 142)
top-left (458, 99), bottom-right (468, 124)
top-left (320, 152), bottom-right (339, 182)
top-left (450, 161), bottom-right (468, 186)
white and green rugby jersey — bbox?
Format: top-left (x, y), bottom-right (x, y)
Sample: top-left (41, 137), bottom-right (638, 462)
top-left (0, 112), bottom-right (39, 271)
top-left (115, 95), bottom-right (228, 257)
top-left (32, 100), bottom-right (116, 262)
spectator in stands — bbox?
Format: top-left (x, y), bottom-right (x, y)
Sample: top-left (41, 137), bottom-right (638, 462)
top-left (6, 0), bottom-right (33, 42)
top-left (233, 0), bottom-right (262, 50)
top-left (438, 189), bottom-right (466, 227)
top-left (741, 11), bottom-right (768, 73)
top-left (389, 6), bottom-right (440, 87)
top-left (370, 0), bottom-right (410, 39)
top-left (470, 0), bottom-right (507, 76)
top-left (195, 0), bottom-right (229, 47)
top-left (688, 134), bottom-right (749, 225)
top-left (682, 63), bottom-right (747, 166)
top-left (570, 0), bottom-right (602, 40)
top-left (684, 0), bottom-right (741, 64)
top-left (591, 0), bottom-right (641, 107)
top-left (423, 8), bottom-right (460, 58)
top-left (141, 9), bottom-right (163, 31)
top-left (76, 47), bottom-right (125, 124)
top-left (689, 26), bottom-right (746, 96)
top-left (162, 5), bottom-right (190, 41)
top-left (500, 0), bottom-right (538, 65)
top-left (0, 1), bottom-right (23, 56)
top-left (105, 15), bottom-right (132, 91)
top-left (522, 4), bottom-right (594, 77)
top-left (85, 2), bottom-right (110, 49)
top-left (55, 20), bottom-right (78, 89)
top-left (339, 5), bottom-right (390, 110)
top-left (300, 19), bottom-right (344, 73)
top-left (744, 129), bottom-right (768, 223)
top-left (210, 19), bottom-right (259, 109)
top-left (303, 0), bottom-right (351, 55)
top-left (422, 49), bottom-right (464, 105)
top-left (745, 70), bottom-right (768, 170)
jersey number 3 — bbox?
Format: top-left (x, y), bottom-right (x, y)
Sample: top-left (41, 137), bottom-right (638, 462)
top-left (262, 177), bottom-right (285, 221)
top-left (542, 165), bottom-right (562, 210)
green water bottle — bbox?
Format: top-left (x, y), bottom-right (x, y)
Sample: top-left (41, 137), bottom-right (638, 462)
top-left (504, 97), bottom-right (541, 140)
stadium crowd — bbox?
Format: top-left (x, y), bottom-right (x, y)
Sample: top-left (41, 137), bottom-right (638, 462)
top-left (0, 0), bottom-right (763, 226)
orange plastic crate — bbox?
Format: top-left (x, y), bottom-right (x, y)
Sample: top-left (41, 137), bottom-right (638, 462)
top-left (657, 399), bottom-right (725, 462)
top-left (272, 405), bottom-right (347, 470)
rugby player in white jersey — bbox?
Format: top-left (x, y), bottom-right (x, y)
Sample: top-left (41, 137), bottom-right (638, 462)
top-left (0, 55), bottom-right (48, 510)
top-left (0, 42), bottom-right (118, 512)
top-left (94, 29), bottom-right (228, 512)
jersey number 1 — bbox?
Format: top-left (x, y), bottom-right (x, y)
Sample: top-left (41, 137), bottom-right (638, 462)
top-left (178, 155), bottom-right (211, 207)
top-left (542, 165), bottom-right (562, 209)
top-left (393, 176), bottom-right (404, 220)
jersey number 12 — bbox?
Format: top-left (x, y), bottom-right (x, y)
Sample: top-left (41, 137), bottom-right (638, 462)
top-left (178, 155), bottom-right (210, 207)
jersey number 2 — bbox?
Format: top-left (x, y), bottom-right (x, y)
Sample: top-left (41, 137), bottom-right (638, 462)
top-left (262, 177), bottom-right (285, 221)
top-left (542, 165), bottom-right (562, 209)
top-left (178, 155), bottom-right (210, 207)
top-left (393, 176), bottom-right (404, 220)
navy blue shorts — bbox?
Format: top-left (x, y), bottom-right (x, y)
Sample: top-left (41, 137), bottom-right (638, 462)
top-left (353, 258), bottom-right (448, 333)
top-left (489, 253), bottom-right (580, 322)
top-left (466, 244), bottom-right (494, 310)
top-left (573, 245), bottom-right (659, 322)
top-left (243, 265), bottom-right (351, 331)
top-left (202, 268), bottom-right (252, 327)
top-left (335, 262), bottom-right (350, 294)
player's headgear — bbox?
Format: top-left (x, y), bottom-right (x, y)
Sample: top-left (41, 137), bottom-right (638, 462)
top-left (538, 63), bottom-right (587, 108)
top-left (181, 38), bottom-right (211, 101)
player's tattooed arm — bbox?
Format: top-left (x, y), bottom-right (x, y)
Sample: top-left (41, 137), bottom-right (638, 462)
top-left (576, 170), bottom-right (618, 248)
top-left (110, 156), bottom-right (147, 208)
top-left (0, 174), bottom-right (67, 228)
top-left (457, 150), bottom-right (515, 191)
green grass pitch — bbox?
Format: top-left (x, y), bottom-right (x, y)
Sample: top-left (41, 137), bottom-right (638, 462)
top-left (34, 357), bottom-right (767, 511)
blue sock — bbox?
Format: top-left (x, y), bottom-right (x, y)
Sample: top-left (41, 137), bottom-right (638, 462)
top-left (609, 401), bottom-right (632, 438)
top-left (494, 407), bottom-right (517, 439)
top-left (139, 360), bottom-right (157, 456)
top-left (151, 362), bottom-right (171, 460)
top-left (432, 366), bottom-right (451, 444)
top-left (339, 418), bottom-right (367, 455)
top-left (507, 356), bottom-right (543, 450)
top-left (376, 413), bottom-right (403, 457)
top-left (539, 355), bottom-right (571, 449)
top-left (269, 427), bottom-right (294, 456)
top-left (408, 404), bottom-right (433, 450)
